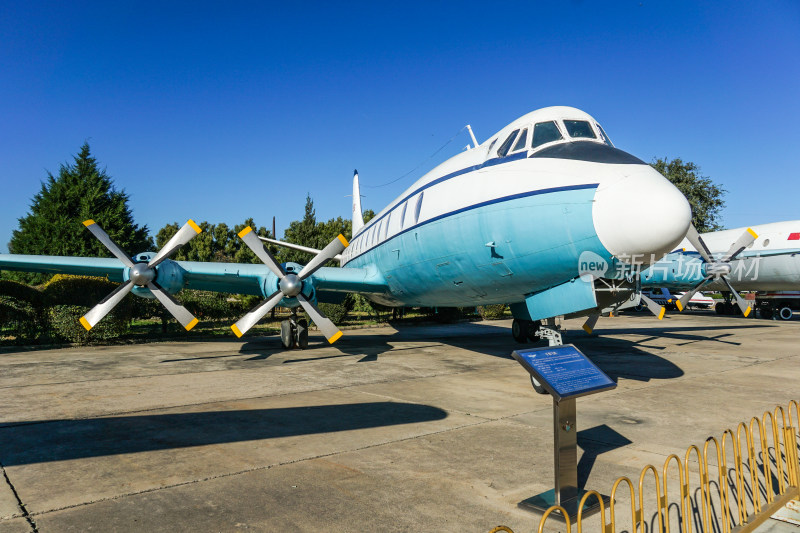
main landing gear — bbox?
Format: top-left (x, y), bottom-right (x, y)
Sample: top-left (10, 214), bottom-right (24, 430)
top-left (280, 308), bottom-right (309, 349)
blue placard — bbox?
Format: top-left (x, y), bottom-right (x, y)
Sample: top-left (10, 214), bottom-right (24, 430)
top-left (512, 344), bottom-right (616, 401)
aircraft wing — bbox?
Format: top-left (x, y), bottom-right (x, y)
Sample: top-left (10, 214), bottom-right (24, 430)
top-left (0, 254), bottom-right (389, 298)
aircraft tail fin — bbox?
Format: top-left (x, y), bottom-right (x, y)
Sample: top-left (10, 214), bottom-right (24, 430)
top-left (352, 170), bottom-right (364, 234)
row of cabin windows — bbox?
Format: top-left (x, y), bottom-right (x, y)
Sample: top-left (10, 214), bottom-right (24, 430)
top-left (494, 119), bottom-right (613, 158)
top-left (350, 192), bottom-right (424, 255)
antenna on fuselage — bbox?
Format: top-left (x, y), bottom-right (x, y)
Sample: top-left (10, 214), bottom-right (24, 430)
top-left (466, 124), bottom-right (479, 149)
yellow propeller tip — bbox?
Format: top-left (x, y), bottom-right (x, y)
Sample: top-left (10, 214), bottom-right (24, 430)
top-left (337, 234), bottom-right (350, 247)
top-left (185, 318), bottom-right (199, 331)
top-left (747, 228), bottom-right (758, 239)
top-left (658, 307), bottom-right (666, 320)
top-left (79, 316), bottom-right (92, 331)
top-left (582, 324), bottom-right (593, 334)
top-left (237, 226), bottom-right (253, 238)
top-left (82, 219), bottom-right (95, 227)
top-left (328, 330), bottom-right (343, 344)
top-left (676, 300), bottom-right (684, 312)
top-left (744, 307), bottom-right (752, 318)
top-left (187, 219), bottom-right (202, 234)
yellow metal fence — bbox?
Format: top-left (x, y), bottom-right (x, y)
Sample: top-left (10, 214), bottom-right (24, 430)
top-left (493, 400), bottom-right (800, 533)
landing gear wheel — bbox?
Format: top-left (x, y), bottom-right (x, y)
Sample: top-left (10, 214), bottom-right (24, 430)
top-left (531, 375), bottom-right (547, 395)
top-left (779, 306), bottom-right (793, 321)
top-left (296, 319), bottom-right (308, 349)
top-left (512, 319), bottom-right (528, 343)
top-left (715, 302), bottom-right (726, 315)
top-left (526, 321), bottom-right (541, 342)
top-left (280, 320), bottom-right (296, 349)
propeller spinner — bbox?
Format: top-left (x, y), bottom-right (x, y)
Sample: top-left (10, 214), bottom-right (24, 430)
top-left (80, 219), bottom-right (202, 331)
top-left (231, 227), bottom-right (349, 343)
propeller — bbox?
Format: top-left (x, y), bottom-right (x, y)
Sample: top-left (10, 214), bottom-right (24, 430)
top-left (675, 224), bottom-right (758, 316)
top-left (80, 219), bottom-right (202, 331)
top-left (581, 290), bottom-right (664, 334)
top-left (231, 227), bottom-right (348, 343)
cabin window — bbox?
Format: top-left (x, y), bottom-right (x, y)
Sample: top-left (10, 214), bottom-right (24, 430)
top-left (532, 121), bottom-right (563, 148)
top-left (384, 212), bottom-right (391, 239)
top-left (564, 120), bottom-right (596, 139)
top-left (496, 129), bottom-right (519, 157)
top-left (596, 123), bottom-right (613, 147)
top-left (400, 201), bottom-right (408, 229)
top-left (413, 192), bottom-right (424, 224)
top-left (512, 128), bottom-right (528, 152)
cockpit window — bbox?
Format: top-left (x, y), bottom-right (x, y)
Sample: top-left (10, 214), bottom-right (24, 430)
top-left (596, 123), bottom-right (613, 147)
top-left (497, 129), bottom-right (519, 157)
top-left (512, 128), bottom-right (528, 152)
top-left (564, 120), bottom-right (596, 139)
top-left (532, 121), bottom-right (563, 148)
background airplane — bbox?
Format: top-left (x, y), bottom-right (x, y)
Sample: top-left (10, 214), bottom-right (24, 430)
top-left (0, 106), bottom-right (692, 348)
top-left (640, 220), bottom-right (800, 316)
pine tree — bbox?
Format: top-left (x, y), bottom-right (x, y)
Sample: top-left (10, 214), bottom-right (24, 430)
top-left (7, 143), bottom-right (152, 283)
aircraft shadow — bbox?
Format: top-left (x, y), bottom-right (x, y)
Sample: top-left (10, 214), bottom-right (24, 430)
top-left (0, 401), bottom-right (447, 466)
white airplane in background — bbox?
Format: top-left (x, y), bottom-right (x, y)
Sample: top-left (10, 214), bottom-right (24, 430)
top-left (0, 106), bottom-right (692, 348)
top-left (641, 220), bottom-right (800, 315)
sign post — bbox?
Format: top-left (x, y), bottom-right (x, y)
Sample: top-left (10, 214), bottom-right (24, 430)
top-left (511, 344), bottom-right (616, 521)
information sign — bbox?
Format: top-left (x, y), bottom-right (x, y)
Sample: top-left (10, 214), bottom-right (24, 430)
top-left (512, 344), bottom-right (615, 401)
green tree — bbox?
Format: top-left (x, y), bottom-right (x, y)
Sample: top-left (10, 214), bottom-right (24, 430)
top-left (651, 157), bottom-right (726, 232)
top-left (281, 194), bottom-right (374, 263)
top-left (155, 219), bottom-right (271, 263)
top-left (7, 143), bottom-right (151, 283)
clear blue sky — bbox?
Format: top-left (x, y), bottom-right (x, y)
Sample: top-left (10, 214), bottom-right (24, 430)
top-left (1, 1), bottom-right (798, 253)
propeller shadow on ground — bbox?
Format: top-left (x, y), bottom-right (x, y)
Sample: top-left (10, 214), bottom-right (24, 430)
top-left (0, 401), bottom-right (447, 466)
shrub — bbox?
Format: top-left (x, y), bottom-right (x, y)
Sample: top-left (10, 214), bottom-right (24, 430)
top-left (0, 280), bottom-right (46, 307)
top-left (180, 290), bottom-right (242, 321)
top-left (477, 304), bottom-right (507, 320)
top-left (41, 275), bottom-right (134, 321)
top-left (317, 302), bottom-right (349, 326)
top-left (0, 296), bottom-right (40, 342)
top-left (48, 305), bottom-right (129, 344)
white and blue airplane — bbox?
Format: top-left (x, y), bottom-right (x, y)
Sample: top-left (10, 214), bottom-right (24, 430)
top-left (0, 106), bottom-right (692, 348)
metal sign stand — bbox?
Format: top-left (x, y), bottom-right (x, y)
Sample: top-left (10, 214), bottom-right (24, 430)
top-left (511, 344), bottom-right (615, 522)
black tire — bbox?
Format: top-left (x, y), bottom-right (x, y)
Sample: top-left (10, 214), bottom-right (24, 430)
top-left (280, 320), bottom-right (295, 349)
top-left (779, 306), bottom-right (793, 321)
top-left (526, 321), bottom-right (541, 342)
top-left (715, 302), bottom-right (726, 315)
top-left (512, 319), bottom-right (528, 343)
top-left (296, 319), bottom-right (308, 349)
top-left (760, 306), bottom-right (774, 320)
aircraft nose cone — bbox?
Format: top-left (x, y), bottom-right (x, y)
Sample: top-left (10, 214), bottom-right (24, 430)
top-left (592, 166), bottom-right (691, 262)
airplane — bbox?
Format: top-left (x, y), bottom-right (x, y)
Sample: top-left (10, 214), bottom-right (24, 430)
top-left (639, 220), bottom-right (800, 316)
top-left (0, 106), bottom-right (692, 349)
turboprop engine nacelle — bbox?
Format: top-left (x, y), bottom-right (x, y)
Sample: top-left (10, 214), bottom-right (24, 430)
top-left (125, 253), bottom-right (186, 299)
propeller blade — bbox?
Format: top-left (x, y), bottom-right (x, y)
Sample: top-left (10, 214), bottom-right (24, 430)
top-left (720, 228), bottom-right (758, 263)
top-left (146, 281), bottom-right (199, 330)
top-left (83, 220), bottom-right (134, 268)
top-left (676, 277), bottom-right (713, 312)
top-left (719, 276), bottom-right (752, 317)
top-left (148, 219), bottom-right (202, 268)
top-left (640, 293), bottom-right (666, 320)
top-left (231, 290), bottom-right (284, 338)
top-left (582, 314), bottom-right (599, 334)
top-left (297, 234), bottom-right (349, 281)
top-left (238, 226), bottom-right (285, 279)
top-left (80, 280), bottom-right (134, 330)
top-left (685, 224), bottom-right (714, 264)
top-left (296, 293), bottom-right (342, 343)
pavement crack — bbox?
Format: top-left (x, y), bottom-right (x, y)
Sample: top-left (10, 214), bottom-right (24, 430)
top-left (0, 460), bottom-right (38, 532)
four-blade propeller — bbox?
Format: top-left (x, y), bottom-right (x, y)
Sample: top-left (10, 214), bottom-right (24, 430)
top-left (80, 219), bottom-right (202, 331)
top-left (676, 224), bottom-right (758, 316)
top-left (231, 227), bottom-right (348, 343)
